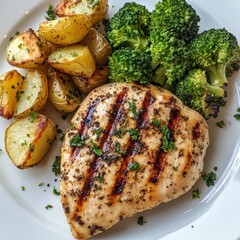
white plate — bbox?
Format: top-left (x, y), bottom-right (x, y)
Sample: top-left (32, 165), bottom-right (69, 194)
top-left (0, 0), bottom-right (240, 240)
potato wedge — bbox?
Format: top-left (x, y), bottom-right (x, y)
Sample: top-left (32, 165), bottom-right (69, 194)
top-left (48, 67), bottom-right (81, 113)
top-left (55, 0), bottom-right (108, 25)
top-left (36, 31), bottom-right (58, 56)
top-left (14, 69), bottom-right (48, 117)
top-left (81, 28), bottom-right (112, 66)
top-left (72, 66), bottom-right (109, 94)
top-left (38, 15), bottom-right (92, 46)
top-left (47, 44), bottom-right (95, 77)
top-left (6, 29), bottom-right (46, 68)
top-left (5, 113), bottom-right (56, 169)
top-left (0, 70), bottom-right (24, 119)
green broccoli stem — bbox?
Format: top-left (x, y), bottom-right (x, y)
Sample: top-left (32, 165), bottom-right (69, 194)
top-left (207, 64), bottom-right (228, 87)
top-left (152, 66), bottom-right (167, 85)
top-left (206, 83), bottom-right (225, 98)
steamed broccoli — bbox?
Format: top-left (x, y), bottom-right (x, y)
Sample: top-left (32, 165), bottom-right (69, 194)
top-left (175, 69), bottom-right (226, 119)
top-left (226, 60), bottom-right (240, 77)
top-left (108, 48), bottom-right (152, 84)
top-left (151, 0), bottom-right (200, 43)
top-left (190, 28), bottom-right (240, 87)
top-left (150, 29), bottom-right (190, 88)
top-left (107, 2), bottom-right (151, 49)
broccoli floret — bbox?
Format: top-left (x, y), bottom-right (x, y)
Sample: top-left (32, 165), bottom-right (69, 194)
top-left (108, 48), bottom-right (152, 85)
top-left (151, 0), bottom-right (200, 43)
top-left (226, 59), bottom-right (240, 77)
top-left (190, 28), bottom-right (240, 87)
top-left (175, 69), bottom-right (226, 119)
top-left (150, 29), bottom-right (190, 88)
top-left (107, 2), bottom-right (151, 49)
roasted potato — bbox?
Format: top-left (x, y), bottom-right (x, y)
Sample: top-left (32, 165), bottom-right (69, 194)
top-left (5, 113), bottom-right (56, 169)
top-left (36, 31), bottom-right (58, 56)
top-left (0, 70), bottom-right (24, 119)
top-left (14, 69), bottom-right (48, 117)
top-left (6, 29), bottom-right (46, 69)
top-left (81, 28), bottom-right (112, 66)
top-left (38, 15), bottom-right (92, 46)
top-left (48, 67), bottom-right (81, 113)
top-left (47, 44), bottom-right (96, 77)
top-left (72, 66), bottom-right (109, 94)
top-left (55, 0), bottom-right (108, 25)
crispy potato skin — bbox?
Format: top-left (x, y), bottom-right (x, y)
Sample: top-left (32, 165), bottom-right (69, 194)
top-left (39, 15), bottom-right (92, 46)
top-left (47, 44), bottom-right (96, 78)
top-left (48, 67), bottom-right (81, 113)
top-left (6, 29), bottom-right (46, 68)
top-left (55, 0), bottom-right (108, 25)
top-left (81, 28), bottom-right (112, 67)
top-left (5, 114), bottom-right (56, 169)
top-left (14, 69), bottom-right (48, 118)
top-left (71, 66), bottom-right (109, 94)
top-left (0, 70), bottom-right (24, 119)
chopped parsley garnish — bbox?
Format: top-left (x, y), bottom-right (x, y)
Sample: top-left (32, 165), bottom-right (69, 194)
top-left (152, 118), bottom-right (161, 127)
top-left (87, 0), bottom-right (100, 8)
top-left (172, 166), bottom-right (178, 171)
top-left (53, 186), bottom-right (60, 195)
top-left (29, 143), bottom-right (35, 153)
top-left (95, 176), bottom-right (103, 183)
top-left (70, 134), bottom-right (85, 147)
top-left (129, 162), bottom-right (140, 171)
top-left (216, 120), bottom-right (225, 128)
top-left (137, 216), bottom-right (146, 226)
top-left (90, 140), bottom-right (103, 156)
top-left (38, 182), bottom-right (44, 187)
top-left (94, 127), bottom-right (103, 138)
top-left (45, 4), bottom-right (56, 21)
top-left (21, 140), bottom-right (27, 146)
top-left (128, 99), bottom-right (138, 120)
top-left (0, 148), bottom-right (2, 152)
top-left (114, 141), bottom-right (126, 156)
top-left (18, 43), bottom-right (23, 49)
top-left (202, 171), bottom-right (216, 187)
top-left (192, 188), bottom-right (200, 199)
top-left (71, 51), bottom-right (78, 57)
top-left (29, 112), bottom-right (37, 122)
top-left (214, 166), bottom-right (218, 171)
top-left (114, 128), bottom-right (127, 138)
top-left (45, 204), bottom-right (53, 210)
top-left (234, 113), bottom-right (240, 121)
top-left (15, 90), bottom-right (24, 101)
top-left (21, 186), bottom-right (25, 191)
top-left (52, 155), bottom-right (61, 176)
top-left (237, 107), bottom-right (240, 112)
top-left (160, 125), bottom-right (175, 152)
top-left (37, 40), bottom-right (42, 48)
top-left (129, 128), bottom-right (140, 141)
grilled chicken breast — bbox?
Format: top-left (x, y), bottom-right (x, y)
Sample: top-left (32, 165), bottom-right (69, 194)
top-left (61, 82), bottom-right (209, 239)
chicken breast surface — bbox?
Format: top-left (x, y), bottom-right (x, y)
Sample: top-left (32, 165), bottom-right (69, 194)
top-left (61, 82), bottom-right (209, 239)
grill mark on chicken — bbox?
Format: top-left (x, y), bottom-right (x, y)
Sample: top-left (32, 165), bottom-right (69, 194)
top-left (75, 87), bottom-right (128, 211)
top-left (112, 91), bottom-right (155, 196)
top-left (149, 107), bottom-right (181, 184)
top-left (70, 98), bottom-right (100, 163)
